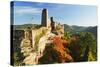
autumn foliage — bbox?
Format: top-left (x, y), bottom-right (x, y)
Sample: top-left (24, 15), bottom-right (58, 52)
top-left (52, 36), bottom-right (73, 62)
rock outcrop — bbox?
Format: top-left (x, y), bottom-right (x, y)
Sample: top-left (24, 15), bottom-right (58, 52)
top-left (19, 8), bottom-right (69, 65)
top-left (39, 36), bottom-right (73, 64)
top-left (20, 27), bottom-right (56, 65)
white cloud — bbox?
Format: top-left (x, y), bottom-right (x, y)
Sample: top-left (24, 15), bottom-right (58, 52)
top-left (14, 6), bottom-right (42, 14)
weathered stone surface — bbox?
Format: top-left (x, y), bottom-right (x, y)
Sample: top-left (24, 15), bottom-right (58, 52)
top-left (18, 8), bottom-right (65, 65)
top-left (41, 9), bottom-right (48, 27)
top-left (23, 52), bottom-right (38, 65)
top-left (20, 39), bottom-right (31, 48)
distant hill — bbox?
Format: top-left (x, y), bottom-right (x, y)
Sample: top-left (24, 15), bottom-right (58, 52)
top-left (63, 24), bottom-right (74, 33)
top-left (83, 26), bottom-right (97, 38)
top-left (71, 25), bottom-right (88, 32)
top-left (13, 24), bottom-right (41, 30)
top-left (64, 24), bottom-right (97, 38)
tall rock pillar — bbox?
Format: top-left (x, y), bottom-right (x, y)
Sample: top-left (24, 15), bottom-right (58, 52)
top-left (41, 9), bottom-right (48, 27)
top-left (50, 17), bottom-right (56, 32)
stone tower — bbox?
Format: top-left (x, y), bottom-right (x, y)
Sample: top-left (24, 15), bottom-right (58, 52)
top-left (50, 17), bottom-right (56, 32)
top-left (41, 9), bottom-right (48, 27)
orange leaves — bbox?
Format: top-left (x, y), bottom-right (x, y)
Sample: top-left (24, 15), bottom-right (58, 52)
top-left (52, 36), bottom-right (73, 62)
top-left (53, 36), bottom-right (65, 50)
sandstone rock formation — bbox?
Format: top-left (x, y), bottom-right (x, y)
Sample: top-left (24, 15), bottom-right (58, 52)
top-left (15, 8), bottom-right (68, 65)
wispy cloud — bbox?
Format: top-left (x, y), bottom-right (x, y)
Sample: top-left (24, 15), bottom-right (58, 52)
top-left (14, 6), bottom-right (42, 14)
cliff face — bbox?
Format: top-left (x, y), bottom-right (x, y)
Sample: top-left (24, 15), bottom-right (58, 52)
top-left (18, 26), bottom-right (73, 65)
top-left (20, 27), bottom-right (51, 65)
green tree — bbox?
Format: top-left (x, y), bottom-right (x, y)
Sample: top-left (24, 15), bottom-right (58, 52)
top-left (62, 32), bottom-right (71, 40)
top-left (68, 32), bottom-right (97, 62)
top-left (83, 32), bottom-right (97, 61)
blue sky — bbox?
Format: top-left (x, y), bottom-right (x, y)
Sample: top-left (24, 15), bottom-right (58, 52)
top-left (11, 1), bottom-right (98, 26)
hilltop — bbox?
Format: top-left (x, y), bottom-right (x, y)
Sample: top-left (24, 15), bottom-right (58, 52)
top-left (12, 8), bottom-right (97, 65)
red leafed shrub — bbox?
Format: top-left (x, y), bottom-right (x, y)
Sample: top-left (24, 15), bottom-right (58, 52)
top-left (53, 36), bottom-right (65, 50)
top-left (52, 36), bottom-right (73, 62)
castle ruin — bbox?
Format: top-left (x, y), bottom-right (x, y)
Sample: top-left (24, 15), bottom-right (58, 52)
top-left (41, 8), bottom-right (64, 35)
top-left (12, 8), bottom-right (65, 65)
top-left (41, 9), bottom-right (49, 27)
